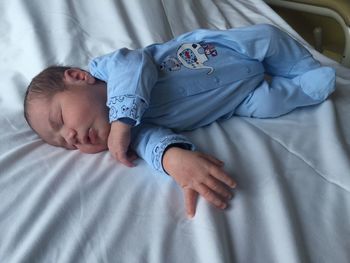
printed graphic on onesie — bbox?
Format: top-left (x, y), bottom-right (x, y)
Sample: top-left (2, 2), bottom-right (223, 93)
top-left (160, 42), bottom-right (217, 74)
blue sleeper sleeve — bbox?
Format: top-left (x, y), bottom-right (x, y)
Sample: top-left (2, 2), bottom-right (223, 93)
top-left (131, 124), bottom-right (195, 174)
top-left (89, 48), bottom-right (158, 125)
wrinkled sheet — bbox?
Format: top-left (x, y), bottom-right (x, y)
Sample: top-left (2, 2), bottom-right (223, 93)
top-left (0, 0), bottom-right (349, 262)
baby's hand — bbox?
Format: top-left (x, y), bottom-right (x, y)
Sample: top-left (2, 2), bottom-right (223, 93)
top-left (162, 147), bottom-right (237, 218)
top-left (108, 121), bottom-right (138, 167)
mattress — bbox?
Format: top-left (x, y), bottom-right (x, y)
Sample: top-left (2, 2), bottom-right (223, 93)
top-left (0, 0), bottom-right (349, 262)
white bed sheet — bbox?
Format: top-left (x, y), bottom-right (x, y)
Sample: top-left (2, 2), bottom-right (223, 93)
top-left (0, 0), bottom-right (349, 262)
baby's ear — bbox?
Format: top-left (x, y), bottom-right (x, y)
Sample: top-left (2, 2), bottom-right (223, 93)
top-left (64, 68), bottom-right (96, 85)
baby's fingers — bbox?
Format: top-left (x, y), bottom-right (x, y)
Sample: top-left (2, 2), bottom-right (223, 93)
top-left (203, 176), bottom-right (233, 200)
top-left (184, 188), bottom-right (198, 218)
top-left (119, 156), bottom-right (135, 167)
top-left (202, 154), bottom-right (224, 167)
top-left (118, 151), bottom-right (136, 167)
top-left (127, 149), bottom-right (139, 162)
top-left (208, 165), bottom-right (237, 189)
top-left (110, 149), bottom-right (135, 167)
top-left (196, 183), bottom-right (227, 210)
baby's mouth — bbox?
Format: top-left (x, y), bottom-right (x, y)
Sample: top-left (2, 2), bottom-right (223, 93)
top-left (88, 128), bottom-right (98, 145)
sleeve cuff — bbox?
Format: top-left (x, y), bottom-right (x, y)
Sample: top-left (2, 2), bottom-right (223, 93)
top-left (117, 117), bottom-right (137, 126)
top-left (151, 135), bottom-right (195, 174)
top-left (108, 95), bottom-right (147, 125)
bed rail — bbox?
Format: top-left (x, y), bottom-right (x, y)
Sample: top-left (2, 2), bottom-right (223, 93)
top-left (265, 0), bottom-right (350, 67)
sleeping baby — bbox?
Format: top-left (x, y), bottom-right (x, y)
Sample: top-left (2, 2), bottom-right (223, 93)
top-left (24, 24), bottom-right (335, 218)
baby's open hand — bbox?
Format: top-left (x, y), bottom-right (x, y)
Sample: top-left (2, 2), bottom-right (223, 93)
top-left (108, 121), bottom-right (138, 167)
top-left (162, 147), bottom-right (237, 218)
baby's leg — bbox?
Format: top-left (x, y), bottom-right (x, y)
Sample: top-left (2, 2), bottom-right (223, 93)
top-left (232, 24), bottom-right (321, 77)
top-left (235, 67), bottom-right (335, 118)
top-left (233, 24), bottom-right (336, 118)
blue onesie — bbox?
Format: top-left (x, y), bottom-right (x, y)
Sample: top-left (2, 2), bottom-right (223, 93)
top-left (89, 24), bottom-right (336, 174)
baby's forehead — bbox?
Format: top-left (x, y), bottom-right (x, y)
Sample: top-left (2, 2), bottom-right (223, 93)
top-left (27, 97), bottom-right (63, 144)
top-left (26, 95), bottom-right (52, 127)
top-left (27, 93), bottom-right (53, 112)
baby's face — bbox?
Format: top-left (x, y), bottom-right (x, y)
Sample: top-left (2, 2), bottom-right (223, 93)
top-left (28, 83), bottom-right (110, 154)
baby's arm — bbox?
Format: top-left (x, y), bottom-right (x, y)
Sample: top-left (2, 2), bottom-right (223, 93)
top-left (162, 146), bottom-right (237, 218)
top-left (123, 123), bottom-right (236, 217)
top-left (108, 121), bottom-right (138, 167)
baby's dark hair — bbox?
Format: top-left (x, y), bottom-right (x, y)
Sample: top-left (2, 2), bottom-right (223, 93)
top-left (24, 66), bottom-right (72, 125)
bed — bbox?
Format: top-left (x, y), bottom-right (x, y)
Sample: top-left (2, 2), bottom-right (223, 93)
top-left (0, 0), bottom-right (349, 262)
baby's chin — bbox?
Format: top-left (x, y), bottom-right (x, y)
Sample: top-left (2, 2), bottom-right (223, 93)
top-left (76, 143), bottom-right (108, 154)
